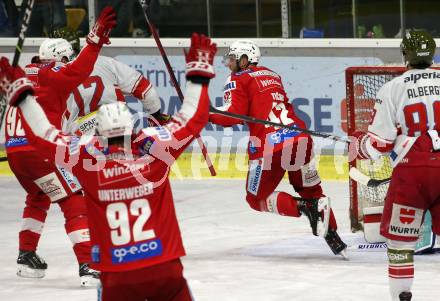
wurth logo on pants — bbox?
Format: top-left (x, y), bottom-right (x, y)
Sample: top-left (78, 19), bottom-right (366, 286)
top-left (389, 204), bottom-right (423, 238)
top-left (399, 208), bottom-right (416, 224)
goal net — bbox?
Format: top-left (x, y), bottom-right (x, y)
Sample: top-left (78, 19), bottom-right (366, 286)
top-left (345, 66), bottom-right (406, 232)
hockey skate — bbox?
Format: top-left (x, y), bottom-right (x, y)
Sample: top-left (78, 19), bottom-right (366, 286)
top-left (17, 250), bottom-right (47, 278)
top-left (324, 229), bottom-right (348, 259)
top-left (399, 292), bottom-right (412, 301)
top-left (79, 263), bottom-right (100, 287)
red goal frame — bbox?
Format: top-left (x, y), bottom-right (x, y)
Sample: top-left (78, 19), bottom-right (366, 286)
top-left (345, 66), bottom-right (406, 231)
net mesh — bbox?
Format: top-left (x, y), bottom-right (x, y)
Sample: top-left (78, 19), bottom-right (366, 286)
top-left (350, 70), bottom-right (403, 219)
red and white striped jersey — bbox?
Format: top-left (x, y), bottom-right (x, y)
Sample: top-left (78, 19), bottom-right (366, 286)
top-left (62, 56), bottom-right (160, 135)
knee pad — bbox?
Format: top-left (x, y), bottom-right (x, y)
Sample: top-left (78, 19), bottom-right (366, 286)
top-left (25, 194), bottom-right (51, 211)
top-left (58, 193), bottom-right (88, 221)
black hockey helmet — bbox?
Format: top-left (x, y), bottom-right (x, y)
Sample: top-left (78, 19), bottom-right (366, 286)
top-left (401, 30), bottom-right (436, 68)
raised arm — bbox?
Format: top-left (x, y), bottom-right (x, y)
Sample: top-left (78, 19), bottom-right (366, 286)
top-left (135, 33), bottom-right (217, 164)
top-left (40, 7), bottom-right (117, 94)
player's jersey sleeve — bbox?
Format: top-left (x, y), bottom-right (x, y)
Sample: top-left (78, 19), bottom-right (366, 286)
top-left (209, 75), bottom-right (249, 126)
top-left (367, 82), bottom-right (398, 144)
top-left (136, 81), bottom-right (209, 163)
top-left (109, 57), bottom-right (161, 114)
top-left (38, 44), bottom-right (101, 95)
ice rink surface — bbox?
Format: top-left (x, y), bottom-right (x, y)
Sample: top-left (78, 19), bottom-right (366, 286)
top-left (0, 176), bottom-right (439, 301)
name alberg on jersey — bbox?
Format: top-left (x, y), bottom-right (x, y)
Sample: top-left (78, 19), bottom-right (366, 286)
top-left (404, 71), bottom-right (440, 99)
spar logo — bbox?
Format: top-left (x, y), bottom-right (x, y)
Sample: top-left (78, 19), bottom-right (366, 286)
top-left (400, 208), bottom-right (416, 224)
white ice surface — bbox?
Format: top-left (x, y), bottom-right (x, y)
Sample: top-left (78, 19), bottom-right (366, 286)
top-left (0, 177), bottom-right (439, 301)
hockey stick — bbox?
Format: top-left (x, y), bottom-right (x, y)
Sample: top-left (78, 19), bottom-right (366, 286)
top-left (138, 0), bottom-right (216, 176)
top-left (0, 0), bottom-right (35, 163)
top-left (349, 167), bottom-right (391, 187)
top-left (209, 106), bottom-right (351, 144)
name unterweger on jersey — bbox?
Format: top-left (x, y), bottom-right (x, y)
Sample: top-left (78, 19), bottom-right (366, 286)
top-left (407, 85), bottom-right (440, 99)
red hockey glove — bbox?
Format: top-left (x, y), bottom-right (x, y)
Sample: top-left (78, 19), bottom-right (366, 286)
top-left (184, 33), bottom-right (217, 79)
top-left (0, 57), bottom-right (34, 106)
top-left (87, 6), bottom-right (117, 46)
top-left (148, 111), bottom-right (171, 126)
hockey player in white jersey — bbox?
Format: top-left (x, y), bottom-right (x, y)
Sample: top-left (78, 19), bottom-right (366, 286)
top-left (352, 30), bottom-right (440, 301)
top-left (51, 27), bottom-right (169, 135)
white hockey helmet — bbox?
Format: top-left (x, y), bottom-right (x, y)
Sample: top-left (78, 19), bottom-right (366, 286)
top-left (96, 102), bottom-right (134, 138)
top-left (226, 40), bottom-right (261, 64)
top-left (39, 38), bottom-right (75, 63)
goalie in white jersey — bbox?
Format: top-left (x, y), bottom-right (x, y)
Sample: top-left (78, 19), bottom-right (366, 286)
top-left (353, 30), bottom-right (440, 301)
top-left (52, 28), bottom-right (169, 135)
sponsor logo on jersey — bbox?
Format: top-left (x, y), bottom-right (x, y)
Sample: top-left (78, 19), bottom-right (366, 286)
top-left (248, 141), bottom-right (258, 154)
top-left (111, 239), bottom-right (163, 264)
top-left (403, 71), bottom-right (440, 84)
top-left (247, 159), bottom-right (263, 195)
top-left (78, 116), bottom-right (97, 134)
top-left (259, 78), bottom-right (282, 88)
top-left (301, 163), bottom-right (321, 187)
top-left (34, 172), bottom-right (68, 202)
top-left (5, 137), bottom-right (29, 148)
top-left (56, 164), bottom-right (82, 192)
top-left (234, 69), bottom-right (252, 76)
top-left (52, 65), bottom-right (63, 72)
top-left (155, 126), bottom-right (171, 141)
top-left (92, 245), bottom-right (100, 263)
top-left (98, 161), bottom-right (149, 185)
top-left (248, 70), bottom-right (280, 79)
top-left (389, 204), bottom-right (423, 238)
top-left (98, 183), bottom-right (153, 202)
top-left (24, 67), bottom-right (39, 75)
top-left (224, 81), bottom-right (236, 91)
top-left (142, 126), bottom-right (172, 142)
top-left (267, 127), bottom-right (301, 145)
top-left (102, 163), bottom-right (147, 179)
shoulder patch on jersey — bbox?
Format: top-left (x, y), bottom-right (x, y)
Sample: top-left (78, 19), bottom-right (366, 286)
top-left (224, 81), bottom-right (236, 91)
top-left (24, 67), bottom-right (39, 75)
top-left (52, 65), bottom-right (63, 72)
top-left (142, 126), bottom-right (172, 141)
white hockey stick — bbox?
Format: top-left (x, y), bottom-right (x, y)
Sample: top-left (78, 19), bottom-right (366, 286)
top-left (349, 167), bottom-right (391, 188)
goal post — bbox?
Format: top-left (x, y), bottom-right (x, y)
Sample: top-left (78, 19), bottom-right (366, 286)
top-left (345, 66), bottom-right (406, 232)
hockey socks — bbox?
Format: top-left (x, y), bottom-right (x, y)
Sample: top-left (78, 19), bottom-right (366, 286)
top-left (264, 191), bottom-right (300, 217)
top-left (387, 240), bottom-right (415, 300)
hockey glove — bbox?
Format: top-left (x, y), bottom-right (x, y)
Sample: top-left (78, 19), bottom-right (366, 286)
top-left (0, 57), bottom-right (34, 106)
top-left (148, 111), bottom-right (171, 126)
top-left (87, 6), bottom-right (117, 46)
top-left (349, 131), bottom-right (384, 161)
top-left (184, 33), bottom-right (217, 80)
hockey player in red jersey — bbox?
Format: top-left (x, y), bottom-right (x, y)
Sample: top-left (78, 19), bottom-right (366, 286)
top-left (1, 32), bottom-right (216, 301)
top-left (209, 40), bottom-right (347, 256)
top-left (3, 7), bottom-right (116, 285)
top-left (352, 30), bottom-right (440, 301)
top-left (49, 27), bottom-right (170, 136)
